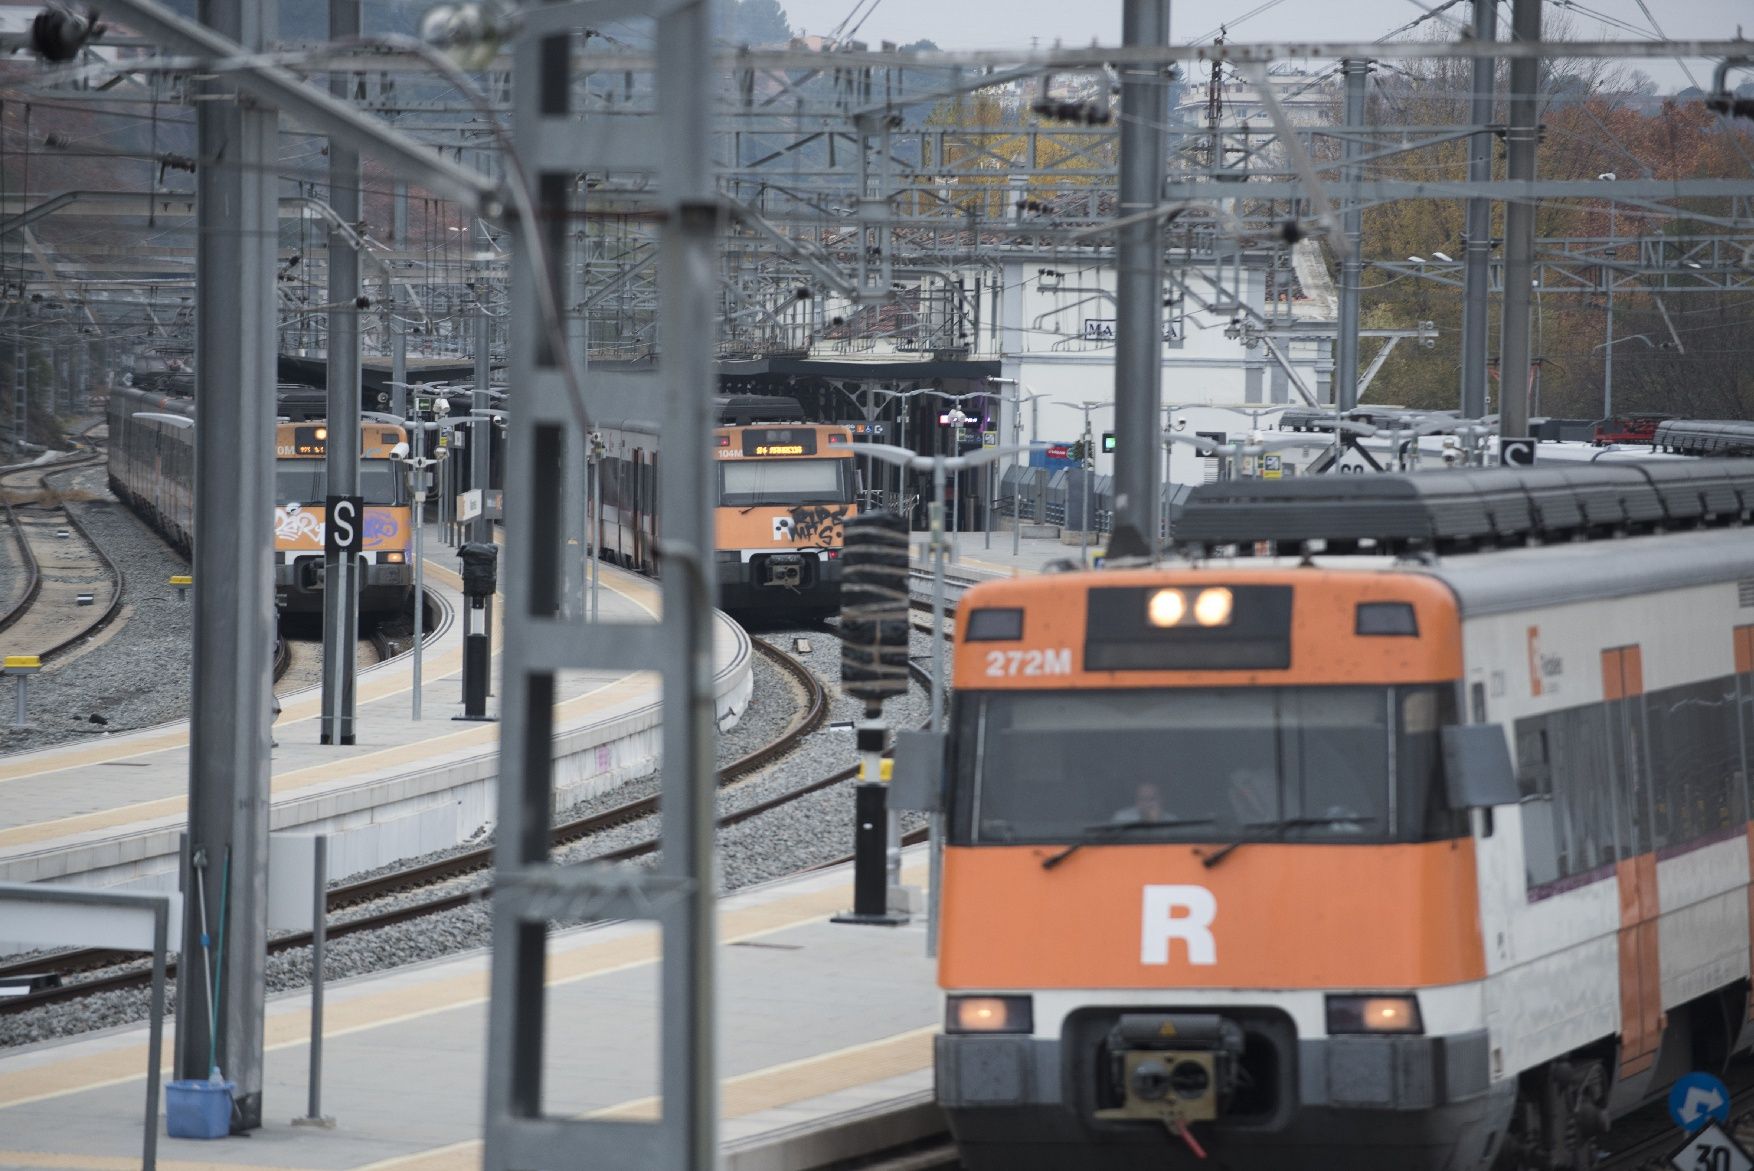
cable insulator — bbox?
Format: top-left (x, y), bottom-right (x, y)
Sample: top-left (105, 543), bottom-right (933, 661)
top-left (839, 511), bottom-right (910, 704)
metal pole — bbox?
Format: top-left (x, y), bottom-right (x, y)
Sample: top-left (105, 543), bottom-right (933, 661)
top-left (178, 0), bottom-right (275, 1127)
top-left (391, 184), bottom-right (408, 419)
top-left (410, 423), bottom-right (424, 720)
top-left (1011, 386), bottom-right (1023, 557)
top-left (897, 405), bottom-right (908, 518)
top-left (948, 421), bottom-right (959, 538)
top-left (929, 460), bottom-right (946, 733)
top-left (1113, 0), bottom-right (1169, 556)
top-left (1459, 0), bottom-right (1497, 419)
top-left (589, 443), bottom-right (600, 621)
top-left (305, 835), bottom-right (328, 1123)
top-left (146, 902), bottom-right (166, 1171)
top-left (1498, 0), bottom-right (1541, 444)
top-left (656, 3), bottom-right (718, 1161)
top-left (1336, 58), bottom-right (1370, 412)
top-left (321, 0), bottom-right (361, 747)
top-left (927, 457), bottom-right (947, 956)
top-left (983, 459), bottom-right (991, 550)
top-left (1604, 201), bottom-right (1614, 419)
top-left (471, 219), bottom-right (497, 657)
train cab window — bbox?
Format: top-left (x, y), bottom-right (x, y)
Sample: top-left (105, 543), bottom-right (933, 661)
top-left (359, 461), bottom-right (407, 504)
top-left (719, 460), bottom-right (854, 507)
top-left (276, 464), bottom-right (326, 504)
top-left (948, 684), bottom-right (1459, 848)
top-left (273, 460), bottom-right (407, 505)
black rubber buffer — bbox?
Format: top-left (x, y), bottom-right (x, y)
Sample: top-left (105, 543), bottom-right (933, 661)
top-left (831, 782), bottom-right (907, 926)
top-left (462, 632), bottom-right (489, 718)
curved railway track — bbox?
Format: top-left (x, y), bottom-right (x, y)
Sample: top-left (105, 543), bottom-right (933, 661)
top-left (0, 454), bottom-right (124, 664)
top-left (0, 631), bottom-right (845, 1013)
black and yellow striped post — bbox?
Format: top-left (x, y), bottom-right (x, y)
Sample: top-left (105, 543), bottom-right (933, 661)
top-left (834, 511), bottom-right (912, 925)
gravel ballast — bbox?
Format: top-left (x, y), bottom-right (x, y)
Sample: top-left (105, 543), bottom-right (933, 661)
top-left (0, 464), bottom-right (194, 754)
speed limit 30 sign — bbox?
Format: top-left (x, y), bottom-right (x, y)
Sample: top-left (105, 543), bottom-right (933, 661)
top-left (1672, 1122), bottom-right (1754, 1171)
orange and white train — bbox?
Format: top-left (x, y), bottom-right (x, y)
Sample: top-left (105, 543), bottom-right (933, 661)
top-left (925, 460), bottom-right (1754, 1170)
top-left (107, 385), bottom-right (414, 615)
top-left (596, 397), bottom-right (859, 614)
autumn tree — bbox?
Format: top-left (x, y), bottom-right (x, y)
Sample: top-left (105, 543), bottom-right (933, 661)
top-left (1343, 47), bottom-right (1754, 420)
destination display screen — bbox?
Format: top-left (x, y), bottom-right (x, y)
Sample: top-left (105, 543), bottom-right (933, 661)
top-left (283, 426), bottom-right (328, 457)
top-left (741, 429), bottom-right (817, 457)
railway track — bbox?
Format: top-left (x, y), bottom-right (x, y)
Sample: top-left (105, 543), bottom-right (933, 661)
top-left (0, 453), bottom-right (123, 665)
top-left (0, 632), bottom-right (840, 1013)
top-left (1596, 1061), bottom-right (1754, 1171)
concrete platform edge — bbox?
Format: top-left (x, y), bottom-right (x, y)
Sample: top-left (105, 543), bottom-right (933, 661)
top-left (723, 1090), bottom-right (946, 1171)
top-left (0, 611), bottom-right (753, 892)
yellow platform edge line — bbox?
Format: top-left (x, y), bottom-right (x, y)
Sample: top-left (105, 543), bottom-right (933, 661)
top-left (0, 563), bottom-right (661, 788)
top-left (0, 1156), bottom-right (330, 1171)
top-left (351, 1025), bottom-right (938, 1171)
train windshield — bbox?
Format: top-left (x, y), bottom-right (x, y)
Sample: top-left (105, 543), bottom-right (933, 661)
top-left (950, 685), bottom-right (1456, 846)
top-left (275, 459), bottom-right (407, 505)
top-left (719, 459), bottom-right (853, 507)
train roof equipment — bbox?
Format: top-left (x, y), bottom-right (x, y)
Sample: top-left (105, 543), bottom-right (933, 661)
top-left (1655, 419), bottom-right (1754, 458)
top-left (1174, 459), bottom-right (1754, 557)
top-left (714, 395), bottom-right (806, 425)
top-left (1278, 406), bottom-right (1460, 434)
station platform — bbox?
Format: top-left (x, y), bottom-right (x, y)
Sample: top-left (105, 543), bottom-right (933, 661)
top-left (0, 851), bottom-right (939, 1171)
top-left (0, 550), bottom-right (753, 893)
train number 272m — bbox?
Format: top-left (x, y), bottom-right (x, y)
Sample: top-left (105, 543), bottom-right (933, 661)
top-left (984, 648), bottom-right (1073, 678)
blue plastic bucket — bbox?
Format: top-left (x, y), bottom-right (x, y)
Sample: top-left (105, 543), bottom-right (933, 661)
top-left (165, 1079), bottom-right (234, 1139)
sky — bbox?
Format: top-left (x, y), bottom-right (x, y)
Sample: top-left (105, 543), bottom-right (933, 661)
top-left (777, 0), bottom-right (1744, 93)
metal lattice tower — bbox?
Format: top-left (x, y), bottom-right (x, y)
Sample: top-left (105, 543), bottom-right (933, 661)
top-left (483, 2), bottom-right (721, 1167)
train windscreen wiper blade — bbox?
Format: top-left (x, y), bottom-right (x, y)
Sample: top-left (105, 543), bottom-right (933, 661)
top-left (1040, 818), bottom-right (1215, 871)
top-left (1201, 815), bottom-right (1370, 870)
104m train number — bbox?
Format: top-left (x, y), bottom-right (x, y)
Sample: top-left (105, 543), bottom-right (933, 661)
top-left (984, 648), bottom-right (1072, 678)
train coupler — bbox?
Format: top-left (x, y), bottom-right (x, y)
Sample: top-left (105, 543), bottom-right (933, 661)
top-left (761, 553), bottom-right (804, 589)
top-left (1094, 1014), bottom-right (1245, 1135)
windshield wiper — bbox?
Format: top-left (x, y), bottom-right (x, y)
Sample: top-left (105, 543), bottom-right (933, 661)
top-left (1201, 815), bottom-right (1371, 870)
top-left (1040, 818), bottom-right (1215, 871)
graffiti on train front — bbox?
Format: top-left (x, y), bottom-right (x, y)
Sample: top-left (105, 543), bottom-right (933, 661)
top-left (275, 506), bottom-right (324, 544)
top-left (274, 505), bottom-right (405, 548)
top-left (773, 505), bottom-right (849, 545)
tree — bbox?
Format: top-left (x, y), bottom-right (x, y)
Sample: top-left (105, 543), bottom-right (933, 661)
top-left (1340, 48), bottom-right (1754, 420)
top-left (721, 0), bottom-right (792, 45)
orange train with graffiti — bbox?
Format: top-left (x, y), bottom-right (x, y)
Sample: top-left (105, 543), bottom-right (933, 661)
top-left (916, 462), bottom-right (1754, 1171)
top-left (594, 414), bottom-right (858, 614)
top-left (106, 390), bottom-right (415, 615)
top-left (269, 421), bottom-right (414, 613)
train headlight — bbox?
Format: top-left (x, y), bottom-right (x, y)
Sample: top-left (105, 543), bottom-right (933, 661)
top-left (383, 552), bottom-right (405, 564)
top-left (1147, 588), bottom-right (1186, 628)
top-left (1193, 587), bottom-right (1233, 627)
top-left (946, 995), bottom-right (1033, 1034)
top-left (314, 427), bottom-right (328, 441)
top-left (1326, 994), bottom-right (1423, 1035)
